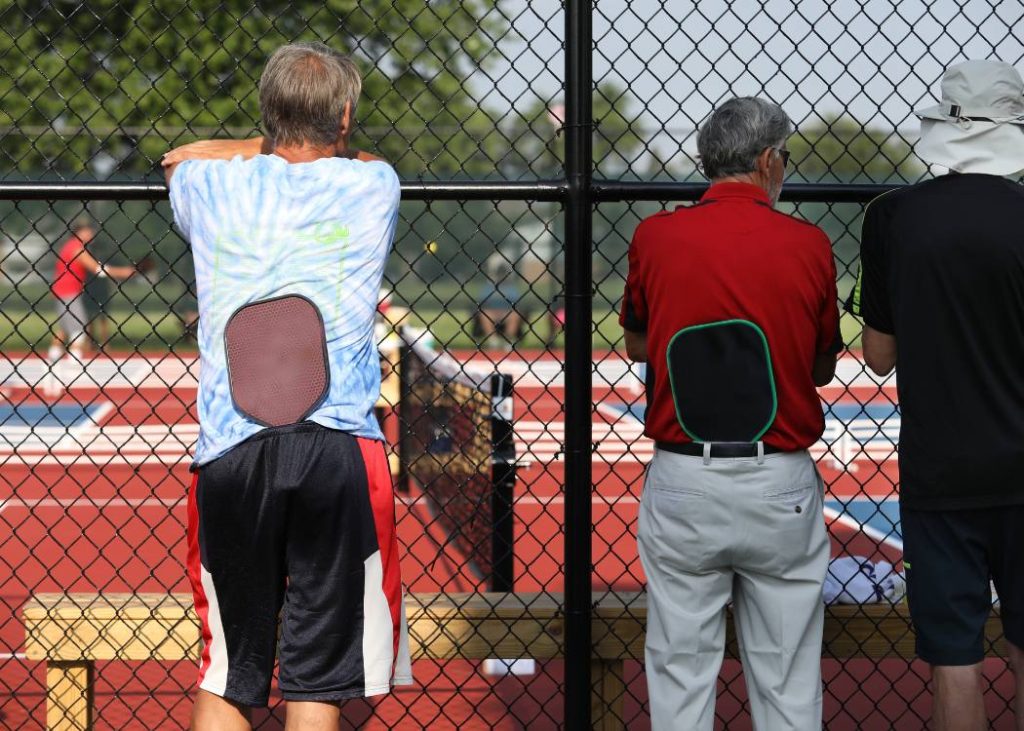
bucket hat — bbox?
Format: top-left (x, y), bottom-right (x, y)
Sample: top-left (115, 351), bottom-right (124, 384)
top-left (914, 59), bottom-right (1024, 175)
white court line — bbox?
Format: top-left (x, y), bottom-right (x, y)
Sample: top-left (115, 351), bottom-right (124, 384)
top-left (0, 653), bottom-right (26, 660)
top-left (3, 448), bottom-right (901, 468)
top-left (79, 400), bottom-right (117, 431)
top-left (0, 354), bottom-right (892, 390)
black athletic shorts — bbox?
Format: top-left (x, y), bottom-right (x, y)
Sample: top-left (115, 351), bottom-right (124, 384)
top-left (186, 422), bottom-right (412, 706)
top-left (902, 504), bottom-right (1024, 666)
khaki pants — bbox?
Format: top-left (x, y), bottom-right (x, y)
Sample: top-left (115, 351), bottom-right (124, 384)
top-left (638, 448), bottom-right (829, 731)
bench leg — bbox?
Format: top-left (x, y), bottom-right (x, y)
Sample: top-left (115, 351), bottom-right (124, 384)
top-left (46, 660), bottom-right (93, 731)
top-left (591, 659), bottom-right (625, 731)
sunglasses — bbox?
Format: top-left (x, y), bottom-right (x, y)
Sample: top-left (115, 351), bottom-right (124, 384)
top-left (775, 147), bottom-right (791, 167)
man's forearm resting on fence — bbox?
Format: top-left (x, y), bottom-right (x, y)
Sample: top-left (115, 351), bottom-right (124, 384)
top-left (162, 136), bottom-right (384, 183)
top-left (162, 138), bottom-right (268, 182)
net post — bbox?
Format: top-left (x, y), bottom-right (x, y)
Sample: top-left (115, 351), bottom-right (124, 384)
top-left (489, 373), bottom-right (516, 592)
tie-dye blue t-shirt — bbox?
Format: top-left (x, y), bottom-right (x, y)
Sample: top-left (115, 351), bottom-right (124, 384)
top-left (169, 154), bottom-right (400, 465)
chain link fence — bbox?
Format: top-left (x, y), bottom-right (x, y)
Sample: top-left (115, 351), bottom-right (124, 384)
top-left (0, 1), bottom-right (1020, 729)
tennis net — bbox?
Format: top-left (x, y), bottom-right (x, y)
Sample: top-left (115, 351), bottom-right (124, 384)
top-left (396, 327), bottom-right (516, 590)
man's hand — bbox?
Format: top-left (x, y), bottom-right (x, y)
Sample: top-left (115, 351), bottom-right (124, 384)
top-left (162, 138), bottom-right (267, 183)
top-left (163, 138), bottom-right (386, 183)
top-left (339, 148), bottom-right (386, 163)
top-left (163, 138), bottom-right (266, 165)
top-left (623, 329), bottom-right (648, 362)
top-left (862, 326), bottom-right (897, 376)
top-left (812, 351), bottom-right (838, 387)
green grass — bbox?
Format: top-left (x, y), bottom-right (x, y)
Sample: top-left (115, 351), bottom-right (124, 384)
top-left (400, 307), bottom-right (633, 351)
top-left (840, 312), bottom-right (865, 349)
top-left (0, 309), bottom-right (195, 353)
top-left (0, 305), bottom-right (868, 356)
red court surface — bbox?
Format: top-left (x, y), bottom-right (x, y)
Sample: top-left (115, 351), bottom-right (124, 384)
top-left (0, 352), bottom-right (1017, 729)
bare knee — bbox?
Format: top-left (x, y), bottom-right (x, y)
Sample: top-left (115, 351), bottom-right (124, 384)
top-left (933, 662), bottom-right (985, 688)
top-left (191, 689), bottom-right (251, 731)
top-left (284, 700), bottom-right (341, 731)
top-left (931, 663), bottom-right (987, 731)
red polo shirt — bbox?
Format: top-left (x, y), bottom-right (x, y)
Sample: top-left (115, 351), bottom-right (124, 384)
top-left (620, 182), bottom-right (840, 451)
top-left (52, 236), bottom-right (87, 299)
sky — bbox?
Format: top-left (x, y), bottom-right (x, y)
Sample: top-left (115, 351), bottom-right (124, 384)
top-left (464, 0), bottom-right (1024, 170)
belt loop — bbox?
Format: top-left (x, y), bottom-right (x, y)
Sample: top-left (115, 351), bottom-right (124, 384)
top-left (756, 441), bottom-right (765, 465)
top-left (702, 442), bottom-right (712, 465)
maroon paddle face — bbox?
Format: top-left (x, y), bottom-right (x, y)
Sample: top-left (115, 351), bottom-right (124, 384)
top-left (224, 295), bottom-right (329, 427)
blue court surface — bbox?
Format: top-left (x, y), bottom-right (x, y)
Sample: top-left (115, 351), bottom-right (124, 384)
top-left (826, 402), bottom-right (899, 422)
top-left (601, 401), bottom-right (901, 446)
top-left (826, 497), bottom-right (902, 547)
top-left (0, 403), bottom-right (104, 429)
top-left (603, 401), bottom-right (647, 423)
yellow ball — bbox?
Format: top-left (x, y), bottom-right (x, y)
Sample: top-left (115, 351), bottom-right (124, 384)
top-left (425, 240), bottom-right (438, 254)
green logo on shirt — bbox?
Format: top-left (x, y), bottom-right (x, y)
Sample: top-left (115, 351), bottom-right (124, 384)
top-left (296, 223), bottom-right (350, 246)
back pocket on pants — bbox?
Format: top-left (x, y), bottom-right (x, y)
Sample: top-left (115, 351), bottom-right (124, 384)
top-left (639, 480), bottom-right (708, 573)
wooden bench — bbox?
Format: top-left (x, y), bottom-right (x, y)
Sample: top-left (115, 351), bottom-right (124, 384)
top-left (23, 592), bottom-right (1006, 731)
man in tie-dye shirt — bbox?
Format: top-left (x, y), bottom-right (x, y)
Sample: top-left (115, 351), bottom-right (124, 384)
top-left (163, 42), bottom-right (411, 731)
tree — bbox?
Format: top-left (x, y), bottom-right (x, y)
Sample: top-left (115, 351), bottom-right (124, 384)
top-left (0, 0), bottom-right (508, 177)
top-left (788, 114), bottom-right (921, 184)
top-left (782, 115), bottom-right (924, 294)
top-left (465, 83), bottom-right (646, 314)
top-left (497, 82), bottom-right (645, 179)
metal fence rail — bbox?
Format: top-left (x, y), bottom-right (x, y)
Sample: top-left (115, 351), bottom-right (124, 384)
top-left (0, 1), bottom-right (1018, 729)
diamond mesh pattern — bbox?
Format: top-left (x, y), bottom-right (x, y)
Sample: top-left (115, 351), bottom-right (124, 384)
top-left (0, 2), bottom-right (1018, 729)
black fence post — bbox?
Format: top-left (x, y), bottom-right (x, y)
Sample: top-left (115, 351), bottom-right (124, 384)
top-left (489, 373), bottom-right (516, 593)
top-left (564, 1), bottom-right (594, 729)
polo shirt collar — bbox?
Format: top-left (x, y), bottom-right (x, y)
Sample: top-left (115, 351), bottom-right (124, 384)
top-left (700, 182), bottom-right (771, 205)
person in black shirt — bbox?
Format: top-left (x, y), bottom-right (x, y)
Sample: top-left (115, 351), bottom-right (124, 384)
top-left (848, 59), bottom-right (1024, 730)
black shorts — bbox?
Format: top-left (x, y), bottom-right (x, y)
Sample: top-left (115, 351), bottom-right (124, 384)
top-left (902, 504), bottom-right (1024, 665)
top-left (186, 423), bottom-right (412, 706)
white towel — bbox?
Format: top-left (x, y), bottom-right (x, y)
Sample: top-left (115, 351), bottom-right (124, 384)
top-left (823, 556), bottom-right (906, 604)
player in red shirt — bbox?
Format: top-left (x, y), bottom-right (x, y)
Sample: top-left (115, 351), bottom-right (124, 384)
top-left (621, 97), bottom-right (840, 730)
top-left (44, 219), bottom-right (138, 395)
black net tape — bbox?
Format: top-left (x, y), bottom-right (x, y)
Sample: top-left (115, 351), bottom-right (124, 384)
top-left (397, 328), bottom-right (498, 584)
top-left (0, 2), bottom-right (1018, 729)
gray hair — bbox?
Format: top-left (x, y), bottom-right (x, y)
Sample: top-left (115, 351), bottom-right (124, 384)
top-left (259, 42), bottom-right (362, 148)
top-left (696, 97), bottom-right (793, 179)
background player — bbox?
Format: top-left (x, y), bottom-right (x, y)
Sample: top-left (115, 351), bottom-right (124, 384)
top-left (43, 218), bottom-right (139, 396)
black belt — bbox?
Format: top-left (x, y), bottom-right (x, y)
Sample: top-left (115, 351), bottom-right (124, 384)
top-left (655, 441), bottom-right (785, 458)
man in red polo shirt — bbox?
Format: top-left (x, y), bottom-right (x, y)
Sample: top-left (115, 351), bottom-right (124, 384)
top-left (621, 97), bottom-right (840, 730)
top-left (45, 219), bottom-right (137, 395)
